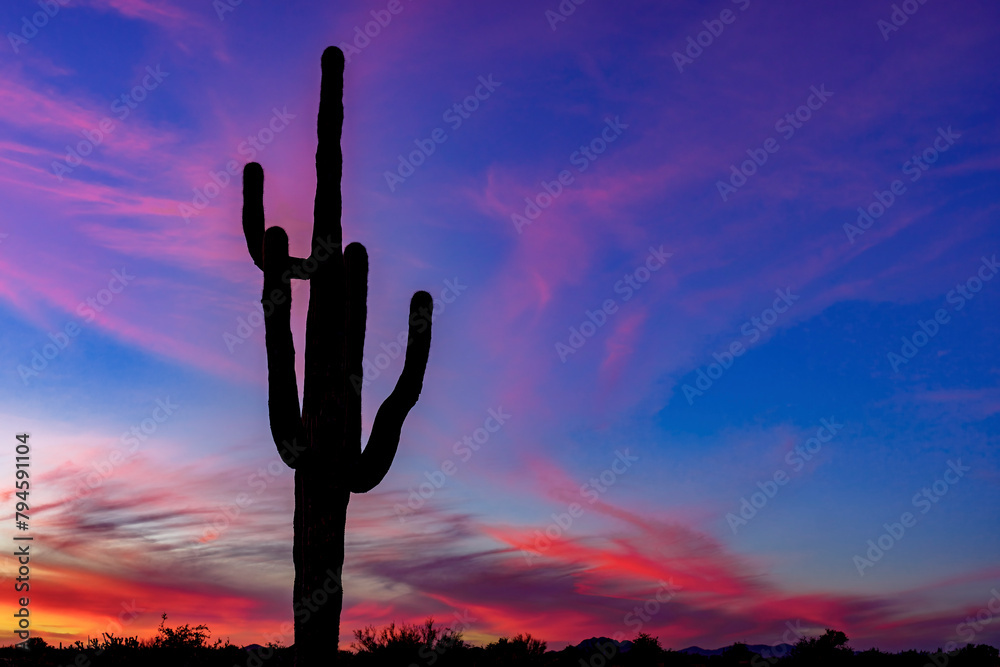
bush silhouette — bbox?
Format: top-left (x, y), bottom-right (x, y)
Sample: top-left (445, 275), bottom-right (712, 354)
top-left (485, 633), bottom-right (547, 665)
top-left (352, 618), bottom-right (466, 666)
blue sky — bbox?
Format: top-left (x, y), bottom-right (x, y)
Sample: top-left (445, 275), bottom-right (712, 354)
top-left (0, 0), bottom-right (998, 652)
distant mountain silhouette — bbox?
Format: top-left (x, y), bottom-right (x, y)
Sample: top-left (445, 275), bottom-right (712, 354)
top-left (679, 642), bottom-right (795, 656)
top-left (573, 637), bottom-right (795, 657)
top-left (574, 636), bottom-right (634, 653)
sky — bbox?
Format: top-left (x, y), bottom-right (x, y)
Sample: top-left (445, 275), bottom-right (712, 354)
top-left (0, 0), bottom-right (999, 655)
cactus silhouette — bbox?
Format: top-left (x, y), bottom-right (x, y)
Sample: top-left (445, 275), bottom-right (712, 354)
top-left (240, 46), bottom-right (432, 665)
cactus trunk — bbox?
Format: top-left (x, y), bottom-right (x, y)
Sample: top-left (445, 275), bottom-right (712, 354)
top-left (239, 46), bottom-right (433, 666)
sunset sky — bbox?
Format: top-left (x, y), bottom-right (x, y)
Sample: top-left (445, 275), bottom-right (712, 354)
top-left (1, 0), bottom-right (999, 654)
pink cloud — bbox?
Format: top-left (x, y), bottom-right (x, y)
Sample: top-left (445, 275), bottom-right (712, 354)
top-left (84, 0), bottom-right (201, 27)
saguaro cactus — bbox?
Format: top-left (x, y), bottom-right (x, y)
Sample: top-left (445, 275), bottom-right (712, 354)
top-left (240, 46), bottom-right (433, 665)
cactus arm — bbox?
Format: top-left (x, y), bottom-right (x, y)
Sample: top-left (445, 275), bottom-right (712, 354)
top-left (243, 163), bottom-right (311, 276)
top-left (350, 291), bottom-right (432, 493)
top-left (262, 226), bottom-right (309, 468)
top-left (344, 242), bottom-right (368, 461)
top-left (242, 162), bottom-right (266, 271)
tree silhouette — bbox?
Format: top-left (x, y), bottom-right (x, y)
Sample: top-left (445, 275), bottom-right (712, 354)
top-left (790, 628), bottom-right (853, 665)
top-left (627, 632), bottom-right (664, 665)
top-left (239, 45), bottom-right (433, 666)
top-left (722, 641), bottom-right (756, 664)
